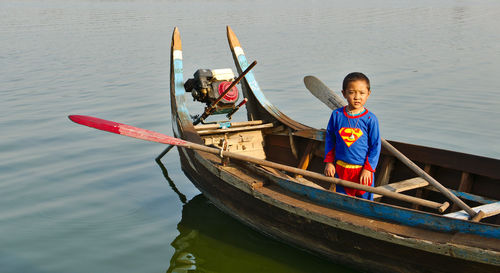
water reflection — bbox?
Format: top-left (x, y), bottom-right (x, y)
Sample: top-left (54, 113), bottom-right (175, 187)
top-left (158, 171), bottom-right (355, 273)
top-left (156, 156), bottom-right (187, 204)
top-left (167, 194), bottom-right (357, 273)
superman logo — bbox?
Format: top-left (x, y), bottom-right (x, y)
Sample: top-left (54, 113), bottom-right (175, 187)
top-left (339, 128), bottom-right (363, 147)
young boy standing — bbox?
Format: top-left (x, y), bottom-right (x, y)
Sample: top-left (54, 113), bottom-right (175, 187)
top-left (324, 72), bottom-right (381, 200)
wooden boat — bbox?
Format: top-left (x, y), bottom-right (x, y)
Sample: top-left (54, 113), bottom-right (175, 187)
top-left (169, 26), bottom-right (500, 272)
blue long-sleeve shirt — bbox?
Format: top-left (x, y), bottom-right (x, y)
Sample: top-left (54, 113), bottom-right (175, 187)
top-left (324, 106), bottom-right (381, 172)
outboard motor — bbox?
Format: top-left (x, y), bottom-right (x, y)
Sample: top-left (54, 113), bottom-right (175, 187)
top-left (184, 68), bottom-right (239, 114)
top-left (185, 61), bottom-right (256, 125)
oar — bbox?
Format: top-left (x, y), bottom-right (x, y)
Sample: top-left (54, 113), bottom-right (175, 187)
top-left (303, 75), bottom-right (482, 221)
top-left (68, 115), bottom-right (449, 212)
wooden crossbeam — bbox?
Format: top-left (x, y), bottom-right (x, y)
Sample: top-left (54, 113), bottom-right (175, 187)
top-left (196, 123), bottom-right (273, 135)
top-left (295, 141), bottom-right (317, 178)
top-left (194, 120), bottom-right (264, 130)
top-left (373, 177), bottom-right (429, 199)
top-left (374, 156), bottom-right (395, 187)
top-left (374, 176), bottom-right (498, 207)
top-left (452, 172), bottom-right (474, 211)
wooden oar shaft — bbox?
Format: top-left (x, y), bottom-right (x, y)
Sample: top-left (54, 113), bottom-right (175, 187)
top-left (68, 115), bottom-right (447, 212)
top-left (185, 142), bottom-right (448, 212)
top-left (304, 76), bottom-right (477, 217)
top-left (381, 139), bottom-right (476, 216)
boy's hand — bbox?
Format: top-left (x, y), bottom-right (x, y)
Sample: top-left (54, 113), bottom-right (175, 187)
top-left (360, 169), bottom-right (372, 186)
top-left (324, 162), bottom-right (336, 177)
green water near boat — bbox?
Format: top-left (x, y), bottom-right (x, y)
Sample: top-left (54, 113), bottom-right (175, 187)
top-left (1, 0), bottom-right (500, 272)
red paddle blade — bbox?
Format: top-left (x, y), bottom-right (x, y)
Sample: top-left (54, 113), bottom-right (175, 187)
top-left (68, 115), bottom-right (187, 146)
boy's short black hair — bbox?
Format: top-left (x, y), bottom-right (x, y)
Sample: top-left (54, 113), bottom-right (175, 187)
top-left (342, 72), bottom-right (370, 91)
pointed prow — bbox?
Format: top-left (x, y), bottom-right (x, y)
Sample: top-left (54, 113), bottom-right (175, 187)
top-left (227, 25), bottom-right (241, 49)
top-left (171, 27), bottom-right (182, 51)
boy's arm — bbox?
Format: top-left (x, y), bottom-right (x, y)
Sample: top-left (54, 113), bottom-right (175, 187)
top-left (363, 116), bottom-right (381, 172)
top-left (324, 112), bottom-right (336, 163)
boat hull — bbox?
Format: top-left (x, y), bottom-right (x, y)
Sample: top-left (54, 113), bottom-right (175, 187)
top-left (175, 144), bottom-right (498, 273)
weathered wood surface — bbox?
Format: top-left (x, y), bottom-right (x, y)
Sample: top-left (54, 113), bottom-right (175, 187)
top-left (295, 141), bottom-right (316, 178)
top-left (452, 172), bottom-right (474, 211)
top-left (445, 201), bottom-right (500, 220)
top-left (202, 129), bottom-right (267, 159)
top-left (194, 120), bottom-right (264, 130)
top-left (373, 177), bottom-right (429, 199)
top-left (390, 141), bottom-right (500, 181)
top-left (196, 123), bottom-right (273, 135)
top-left (375, 156), bottom-right (395, 187)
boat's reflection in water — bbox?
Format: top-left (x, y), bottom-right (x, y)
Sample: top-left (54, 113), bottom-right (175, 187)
top-left (157, 160), bottom-right (354, 273)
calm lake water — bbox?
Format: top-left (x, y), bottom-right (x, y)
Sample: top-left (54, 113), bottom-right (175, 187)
top-left (1, 0), bottom-right (499, 272)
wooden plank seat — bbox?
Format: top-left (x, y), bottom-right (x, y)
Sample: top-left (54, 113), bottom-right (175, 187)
top-left (195, 122), bottom-right (274, 135)
top-left (444, 201), bottom-right (500, 220)
top-left (194, 120), bottom-right (265, 130)
top-left (373, 177), bottom-right (429, 199)
top-left (374, 177), bottom-right (499, 210)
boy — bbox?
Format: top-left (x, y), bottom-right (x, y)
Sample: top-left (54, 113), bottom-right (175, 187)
top-left (324, 72), bottom-right (381, 200)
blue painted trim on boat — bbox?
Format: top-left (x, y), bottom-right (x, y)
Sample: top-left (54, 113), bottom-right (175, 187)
top-left (219, 121), bottom-right (231, 129)
top-left (171, 51), bottom-right (191, 124)
top-left (174, 59), bottom-right (185, 96)
top-left (274, 177), bottom-right (500, 239)
top-left (450, 189), bottom-right (497, 205)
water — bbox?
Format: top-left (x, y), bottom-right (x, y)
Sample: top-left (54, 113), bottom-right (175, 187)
top-left (1, 0), bottom-right (499, 272)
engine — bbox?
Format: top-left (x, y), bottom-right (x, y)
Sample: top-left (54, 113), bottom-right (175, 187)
top-left (184, 68), bottom-right (239, 114)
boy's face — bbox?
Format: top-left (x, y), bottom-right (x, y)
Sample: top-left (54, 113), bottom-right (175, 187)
top-left (342, 80), bottom-right (371, 112)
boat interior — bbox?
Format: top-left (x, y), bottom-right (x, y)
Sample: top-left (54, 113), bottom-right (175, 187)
top-left (173, 24), bottom-right (499, 226)
top-left (192, 119), bottom-right (500, 225)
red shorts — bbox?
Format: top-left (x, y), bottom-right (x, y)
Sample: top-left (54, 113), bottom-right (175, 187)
top-left (335, 160), bottom-right (372, 196)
